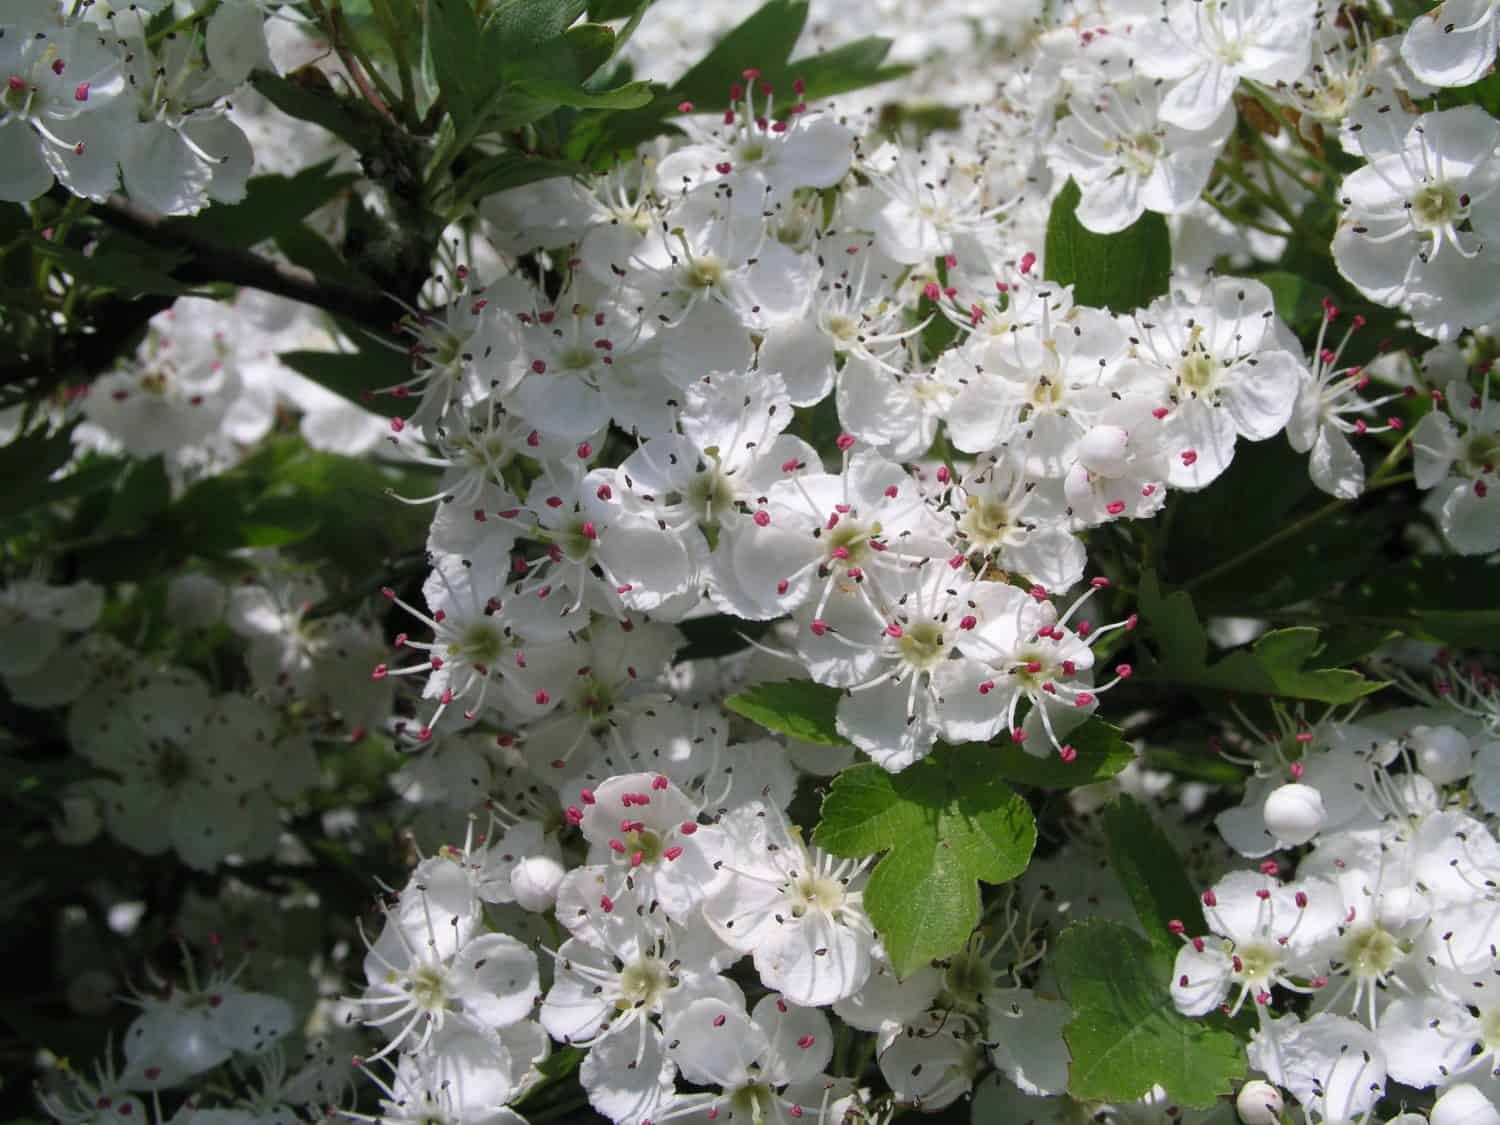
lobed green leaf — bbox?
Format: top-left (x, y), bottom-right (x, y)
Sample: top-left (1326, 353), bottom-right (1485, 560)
top-left (1043, 178), bottom-right (1171, 313)
top-left (1056, 920), bottom-right (1243, 1108)
top-left (815, 744), bottom-right (1036, 975)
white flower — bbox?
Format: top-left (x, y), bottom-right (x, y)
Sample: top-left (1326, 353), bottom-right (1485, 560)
top-left (943, 579), bottom-right (1135, 756)
top-left (665, 992), bottom-right (838, 1124)
top-left (69, 672), bottom-right (280, 869)
top-left (540, 882), bottom-right (734, 1049)
top-left (945, 456), bottom-right (1087, 592)
top-left (1410, 375), bottom-right (1500, 553)
top-left (941, 304), bottom-right (1129, 475)
top-left (1333, 106), bottom-right (1500, 343)
top-left (359, 923), bottom-right (539, 1062)
top-left (703, 803), bottom-right (876, 1006)
top-left (714, 444), bottom-right (949, 623)
top-left (655, 76), bottom-right (854, 200)
top-left (1402, 0), bottom-right (1500, 88)
top-left (0, 577), bottom-right (103, 680)
top-left (82, 301), bottom-right (242, 458)
top-left (571, 771), bottom-right (725, 924)
top-left (1062, 400), bottom-right (1172, 525)
top-left (877, 1009), bottom-right (981, 1110)
top-left (1286, 306), bottom-right (1405, 499)
top-left (112, 28), bottom-right (254, 215)
top-left (1050, 76), bottom-right (1235, 234)
top-left (1246, 1013), bottom-right (1387, 1124)
top-left (1170, 870), bottom-right (1341, 1017)
top-left (1121, 278), bottom-right (1303, 489)
top-left (1134, 0), bottom-right (1319, 131)
top-left (0, 16), bottom-right (125, 203)
top-left (123, 981), bottom-right (293, 1088)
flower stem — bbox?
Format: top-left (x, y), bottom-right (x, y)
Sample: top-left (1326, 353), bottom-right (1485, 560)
top-left (1184, 435), bottom-right (1413, 594)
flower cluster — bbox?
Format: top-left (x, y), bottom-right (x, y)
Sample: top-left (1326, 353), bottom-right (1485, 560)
top-left (3, 0), bottom-right (270, 214)
top-left (1170, 663), bottom-right (1500, 1122)
top-left (12, 0), bottom-right (1500, 1124)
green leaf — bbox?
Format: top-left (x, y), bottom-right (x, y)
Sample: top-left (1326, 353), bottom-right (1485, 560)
top-left (446, 152), bottom-right (586, 208)
top-left (1101, 796), bottom-right (1206, 949)
top-left (815, 744), bottom-right (1037, 975)
top-left (428, 0), bottom-right (495, 135)
top-left (279, 347), bottom-right (409, 419)
top-left (0, 423), bottom-right (81, 519)
top-left (582, 1), bottom-right (904, 158)
top-left (31, 235), bottom-right (197, 298)
top-left (95, 456), bottom-right (171, 538)
top-left (1043, 178), bottom-right (1171, 313)
top-left (779, 36), bottom-right (907, 104)
top-left (1334, 555), bottom-right (1500, 652)
top-left (981, 718), bottom-right (1135, 790)
top-left (723, 680), bottom-right (851, 747)
top-left (511, 76), bottom-right (652, 108)
top-left (1056, 920), bottom-right (1243, 1108)
top-left (484, 0), bottom-right (590, 53)
top-left (173, 160), bottom-right (359, 249)
top-left (670, 0), bottom-right (807, 108)
top-left (1160, 438), bottom-right (1394, 614)
top-left (1255, 269), bottom-right (1334, 337)
top-left (167, 438), bottom-right (431, 571)
top-left (587, 0), bottom-right (646, 18)
top-left (1137, 571), bottom-right (1384, 704)
top-left (251, 70), bottom-right (391, 154)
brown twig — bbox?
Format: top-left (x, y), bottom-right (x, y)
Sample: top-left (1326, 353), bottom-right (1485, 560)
top-left (307, 0), bottom-right (397, 123)
top-left (90, 193), bottom-right (399, 329)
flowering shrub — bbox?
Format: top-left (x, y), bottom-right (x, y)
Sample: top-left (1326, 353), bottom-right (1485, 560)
top-left (6, 1), bottom-right (1500, 1123)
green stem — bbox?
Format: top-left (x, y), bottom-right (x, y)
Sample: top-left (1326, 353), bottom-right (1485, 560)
top-left (1199, 190), bottom-right (1297, 241)
top-left (371, 0), bottom-right (417, 121)
top-left (309, 0), bottom-right (399, 121)
top-left (146, 0), bottom-right (221, 47)
top-left (1215, 160), bottom-right (1324, 249)
top-left (1183, 435), bottom-right (1413, 594)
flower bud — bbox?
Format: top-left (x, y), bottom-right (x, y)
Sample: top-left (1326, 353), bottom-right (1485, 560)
top-left (1076, 425), bottom-right (1131, 477)
top-left (511, 853), bottom-right (566, 912)
top-left (1235, 1079), bottom-right (1284, 1125)
top-left (1262, 782), bottom-right (1325, 847)
top-left (1409, 724), bottom-right (1473, 786)
top-left (1432, 1083), bottom-right (1500, 1125)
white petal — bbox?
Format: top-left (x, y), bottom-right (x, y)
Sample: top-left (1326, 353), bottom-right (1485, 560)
top-left (772, 114), bottom-right (854, 190)
top-left (667, 997), bottom-right (765, 1088)
top-left (1308, 423), bottom-right (1366, 499)
top-left (1223, 350), bottom-right (1301, 440)
top-left (0, 119), bottom-right (54, 202)
top-left (1159, 62), bottom-right (1239, 131)
top-left (751, 993), bottom-right (833, 1085)
top-left (1402, 0), bottom-right (1499, 87)
top-left (1162, 398), bottom-right (1238, 489)
top-left (837, 676), bottom-right (937, 773)
top-left (1170, 942), bottom-right (1231, 1016)
top-left (986, 988), bottom-right (1071, 1096)
top-left (1411, 410), bottom-right (1460, 488)
top-left (452, 934), bottom-right (540, 1029)
top-left (206, 0), bottom-right (272, 86)
top-left (1441, 478), bottom-right (1500, 554)
top-left (121, 121), bottom-right (212, 215)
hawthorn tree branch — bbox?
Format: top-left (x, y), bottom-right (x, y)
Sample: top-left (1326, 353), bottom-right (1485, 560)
top-left (89, 193), bottom-right (401, 329)
top-left (0, 193), bottom-right (402, 396)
